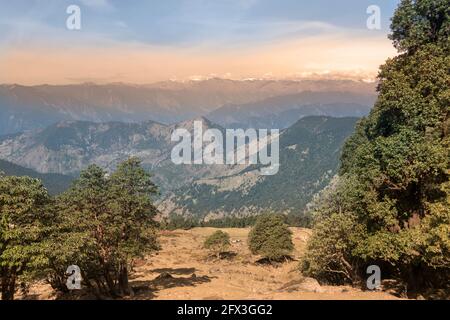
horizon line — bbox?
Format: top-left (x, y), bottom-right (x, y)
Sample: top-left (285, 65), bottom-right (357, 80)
top-left (0, 75), bottom-right (379, 87)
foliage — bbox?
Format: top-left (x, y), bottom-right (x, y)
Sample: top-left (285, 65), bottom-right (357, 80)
top-left (302, 0), bottom-right (450, 291)
top-left (248, 214), bottom-right (294, 261)
top-left (301, 212), bottom-right (364, 284)
top-left (160, 214), bottom-right (199, 230)
top-left (160, 213), bottom-right (310, 229)
top-left (0, 174), bottom-right (51, 300)
top-left (301, 176), bottom-right (368, 284)
top-left (203, 230), bottom-right (231, 259)
top-left (45, 157), bottom-right (159, 298)
top-left (202, 216), bottom-right (258, 228)
top-left (389, 0), bottom-right (449, 52)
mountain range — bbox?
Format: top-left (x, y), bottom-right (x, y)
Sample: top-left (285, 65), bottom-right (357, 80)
top-left (207, 91), bottom-right (374, 129)
top-left (0, 79), bottom-right (373, 219)
top-left (0, 79), bottom-right (375, 135)
top-left (0, 115), bottom-right (358, 219)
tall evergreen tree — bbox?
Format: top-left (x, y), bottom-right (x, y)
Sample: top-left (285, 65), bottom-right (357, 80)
top-left (0, 174), bottom-right (51, 300)
top-left (302, 0), bottom-right (449, 292)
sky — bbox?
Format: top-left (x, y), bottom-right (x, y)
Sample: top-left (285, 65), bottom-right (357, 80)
top-left (0, 0), bottom-right (400, 84)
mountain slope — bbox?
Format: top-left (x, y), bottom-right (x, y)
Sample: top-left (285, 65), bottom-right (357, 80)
top-left (0, 159), bottom-right (74, 195)
top-left (0, 120), bottom-right (171, 175)
top-left (0, 117), bottom-right (232, 193)
top-left (160, 116), bottom-right (359, 218)
top-left (0, 116), bottom-right (359, 218)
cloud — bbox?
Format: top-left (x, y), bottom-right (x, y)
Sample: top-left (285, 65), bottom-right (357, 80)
top-left (0, 1), bottom-right (398, 84)
top-left (0, 32), bottom-right (396, 85)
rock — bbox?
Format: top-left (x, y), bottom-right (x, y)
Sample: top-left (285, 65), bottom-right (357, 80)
top-left (278, 277), bottom-right (324, 293)
top-left (297, 277), bottom-right (324, 293)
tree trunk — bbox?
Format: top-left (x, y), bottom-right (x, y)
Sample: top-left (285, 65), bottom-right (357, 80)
top-left (118, 265), bottom-right (133, 297)
top-left (103, 267), bottom-right (118, 297)
top-left (407, 264), bottom-right (424, 296)
top-left (1, 269), bottom-right (17, 300)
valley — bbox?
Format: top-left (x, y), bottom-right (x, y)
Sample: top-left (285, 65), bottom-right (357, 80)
top-left (0, 115), bottom-right (358, 219)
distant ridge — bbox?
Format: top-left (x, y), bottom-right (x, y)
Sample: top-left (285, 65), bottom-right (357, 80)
top-left (0, 79), bottom-right (376, 135)
top-left (0, 159), bottom-right (74, 195)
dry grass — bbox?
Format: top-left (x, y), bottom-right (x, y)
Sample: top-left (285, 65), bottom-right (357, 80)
top-left (20, 227), bottom-right (401, 300)
top-left (129, 227), bottom-right (399, 300)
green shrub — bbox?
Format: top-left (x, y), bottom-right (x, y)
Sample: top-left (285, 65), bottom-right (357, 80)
top-left (204, 230), bottom-right (231, 259)
top-left (248, 214), bottom-right (294, 261)
top-left (301, 210), bottom-right (365, 284)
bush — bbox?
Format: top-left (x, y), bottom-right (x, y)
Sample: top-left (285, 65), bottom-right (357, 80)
top-left (248, 214), bottom-right (294, 261)
top-left (203, 230), bottom-right (231, 259)
top-left (301, 211), bottom-right (365, 285)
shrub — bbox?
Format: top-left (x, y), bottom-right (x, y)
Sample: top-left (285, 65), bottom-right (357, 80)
top-left (301, 211), bottom-right (365, 284)
top-left (203, 230), bottom-right (231, 259)
top-left (248, 214), bottom-right (294, 261)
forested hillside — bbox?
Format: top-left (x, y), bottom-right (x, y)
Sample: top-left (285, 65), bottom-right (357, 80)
top-left (0, 159), bottom-right (73, 195)
top-left (163, 116), bottom-right (358, 218)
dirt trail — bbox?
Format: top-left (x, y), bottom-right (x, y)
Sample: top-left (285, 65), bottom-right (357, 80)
top-left (21, 227), bottom-right (400, 300)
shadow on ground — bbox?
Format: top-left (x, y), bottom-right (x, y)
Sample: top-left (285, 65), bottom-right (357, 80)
top-left (255, 255), bottom-right (297, 266)
top-left (131, 269), bottom-right (214, 299)
top-left (150, 267), bottom-right (196, 275)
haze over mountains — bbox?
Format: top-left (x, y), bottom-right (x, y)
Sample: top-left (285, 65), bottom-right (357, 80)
top-left (207, 91), bottom-right (374, 129)
top-left (0, 79), bottom-right (375, 135)
top-left (0, 78), bottom-right (373, 218)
